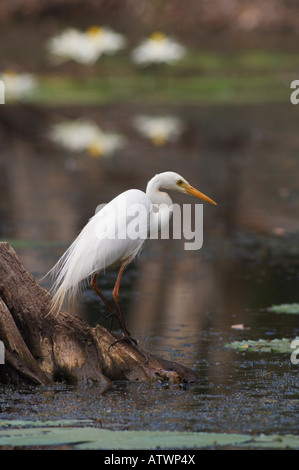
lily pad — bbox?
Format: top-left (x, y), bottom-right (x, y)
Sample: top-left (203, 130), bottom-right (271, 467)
top-left (0, 421), bottom-right (298, 449)
top-left (225, 337), bottom-right (299, 354)
top-left (268, 303), bottom-right (299, 314)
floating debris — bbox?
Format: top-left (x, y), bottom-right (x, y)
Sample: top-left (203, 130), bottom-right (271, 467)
top-left (231, 324), bottom-right (250, 330)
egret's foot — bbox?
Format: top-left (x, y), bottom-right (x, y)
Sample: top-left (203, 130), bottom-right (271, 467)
top-left (103, 312), bottom-right (115, 321)
top-left (100, 311), bottom-right (117, 331)
top-left (104, 313), bottom-right (116, 331)
top-left (108, 335), bottom-right (148, 363)
top-left (108, 335), bottom-right (137, 349)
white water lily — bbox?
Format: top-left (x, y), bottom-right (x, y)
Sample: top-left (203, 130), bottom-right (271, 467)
top-left (50, 119), bottom-right (124, 157)
top-left (47, 26), bottom-right (126, 64)
top-left (86, 131), bottom-right (125, 158)
top-left (0, 71), bottom-right (37, 102)
top-left (133, 115), bottom-right (184, 145)
top-left (131, 31), bottom-right (186, 66)
top-left (85, 26), bottom-right (126, 56)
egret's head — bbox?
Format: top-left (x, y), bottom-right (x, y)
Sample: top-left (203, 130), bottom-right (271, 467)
top-left (158, 171), bottom-right (217, 205)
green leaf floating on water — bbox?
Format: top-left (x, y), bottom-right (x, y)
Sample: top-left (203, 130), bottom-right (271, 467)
top-left (268, 303), bottom-right (299, 314)
top-left (0, 421), bottom-right (298, 449)
top-left (225, 337), bottom-right (299, 353)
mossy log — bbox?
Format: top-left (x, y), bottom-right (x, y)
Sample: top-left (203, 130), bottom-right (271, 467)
top-left (0, 243), bottom-right (198, 390)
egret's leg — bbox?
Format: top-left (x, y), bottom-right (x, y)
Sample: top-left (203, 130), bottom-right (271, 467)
top-left (109, 265), bottom-right (148, 362)
top-left (112, 264), bottom-right (131, 338)
top-left (90, 273), bottom-right (115, 315)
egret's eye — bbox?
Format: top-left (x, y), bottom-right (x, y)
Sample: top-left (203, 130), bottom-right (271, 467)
top-left (177, 179), bottom-right (183, 186)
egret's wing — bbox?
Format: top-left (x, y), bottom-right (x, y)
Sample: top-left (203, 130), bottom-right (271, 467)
top-left (48, 189), bottom-right (151, 314)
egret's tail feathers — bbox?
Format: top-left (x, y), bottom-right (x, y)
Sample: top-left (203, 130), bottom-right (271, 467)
top-left (45, 207), bottom-right (127, 317)
top-left (46, 241), bottom-right (95, 317)
top-left (48, 284), bottom-right (68, 317)
top-left (48, 281), bottom-right (79, 317)
top-left (47, 256), bottom-right (86, 317)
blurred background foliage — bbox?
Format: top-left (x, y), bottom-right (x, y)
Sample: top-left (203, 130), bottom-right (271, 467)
top-left (1, 0), bottom-right (299, 33)
top-left (0, 0), bottom-right (299, 105)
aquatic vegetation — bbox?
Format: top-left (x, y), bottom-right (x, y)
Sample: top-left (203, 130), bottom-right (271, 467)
top-left (47, 26), bottom-right (126, 64)
top-left (0, 421), bottom-right (298, 449)
top-left (268, 303), bottom-right (299, 314)
top-left (49, 118), bottom-right (124, 157)
top-left (131, 32), bottom-right (186, 66)
top-left (226, 337), bottom-right (299, 353)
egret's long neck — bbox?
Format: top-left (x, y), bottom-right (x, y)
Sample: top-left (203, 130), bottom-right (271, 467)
top-left (146, 175), bottom-right (173, 206)
top-left (146, 175), bottom-right (173, 237)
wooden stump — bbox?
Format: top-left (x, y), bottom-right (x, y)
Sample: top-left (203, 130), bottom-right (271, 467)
top-left (0, 242), bottom-right (198, 390)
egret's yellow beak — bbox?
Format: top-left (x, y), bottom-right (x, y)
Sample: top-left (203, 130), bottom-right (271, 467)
top-left (185, 184), bottom-right (217, 205)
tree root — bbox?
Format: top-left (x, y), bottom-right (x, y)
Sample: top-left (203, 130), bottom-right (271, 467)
top-left (0, 242), bottom-right (198, 389)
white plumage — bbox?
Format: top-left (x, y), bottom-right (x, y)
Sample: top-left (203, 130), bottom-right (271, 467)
top-left (48, 171), bottom-right (216, 339)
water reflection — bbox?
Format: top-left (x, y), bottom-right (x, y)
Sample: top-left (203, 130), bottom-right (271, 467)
top-left (0, 102), bottom-right (299, 362)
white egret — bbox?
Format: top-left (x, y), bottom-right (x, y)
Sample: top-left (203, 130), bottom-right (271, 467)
top-left (48, 171), bottom-right (216, 344)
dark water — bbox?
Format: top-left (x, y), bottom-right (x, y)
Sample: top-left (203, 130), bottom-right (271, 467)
top-left (0, 101), bottom-right (299, 439)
